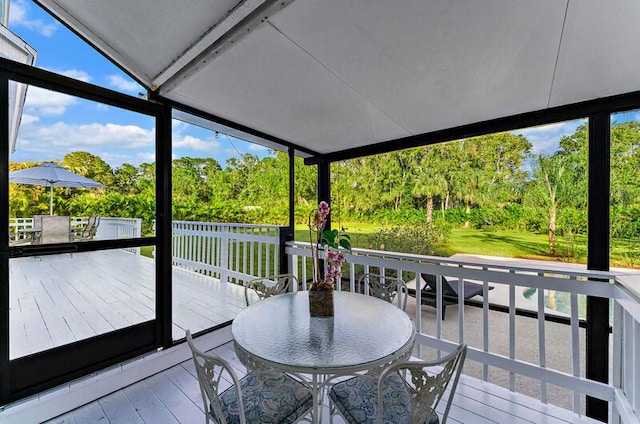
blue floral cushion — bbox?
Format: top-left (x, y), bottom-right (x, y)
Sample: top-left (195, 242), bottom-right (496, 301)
top-left (219, 371), bottom-right (312, 423)
top-left (329, 374), bottom-right (439, 424)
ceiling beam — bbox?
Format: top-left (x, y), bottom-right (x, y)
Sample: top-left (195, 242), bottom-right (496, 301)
top-left (159, 95), bottom-right (321, 158)
top-left (305, 89), bottom-right (640, 165)
top-left (152, 0), bottom-right (271, 88)
top-left (155, 0), bottom-right (296, 94)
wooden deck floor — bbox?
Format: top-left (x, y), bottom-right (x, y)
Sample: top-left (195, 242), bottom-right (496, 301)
top-left (42, 340), bottom-right (600, 424)
top-left (9, 250), bottom-right (247, 359)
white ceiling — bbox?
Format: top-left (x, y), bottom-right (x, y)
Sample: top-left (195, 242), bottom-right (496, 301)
top-left (38, 0), bottom-right (640, 156)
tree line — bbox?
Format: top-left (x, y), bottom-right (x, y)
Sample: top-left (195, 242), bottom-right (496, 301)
top-left (9, 121), bottom-right (640, 256)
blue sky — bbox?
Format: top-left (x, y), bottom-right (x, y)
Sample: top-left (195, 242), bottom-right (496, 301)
top-left (6, 1), bottom-right (640, 170)
top-left (7, 0), bottom-right (269, 169)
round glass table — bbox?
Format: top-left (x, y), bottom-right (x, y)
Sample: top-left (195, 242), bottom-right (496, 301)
top-left (232, 291), bottom-right (415, 423)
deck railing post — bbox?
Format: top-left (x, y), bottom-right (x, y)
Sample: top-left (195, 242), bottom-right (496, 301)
top-left (586, 112), bottom-right (611, 422)
top-left (279, 226), bottom-right (292, 276)
top-left (317, 159), bottom-right (330, 281)
top-left (220, 225), bottom-right (230, 283)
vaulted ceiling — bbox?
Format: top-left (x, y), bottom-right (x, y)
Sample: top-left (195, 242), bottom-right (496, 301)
top-left (37, 0), bottom-right (640, 157)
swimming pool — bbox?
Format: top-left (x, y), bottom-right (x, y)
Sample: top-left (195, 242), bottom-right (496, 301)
top-left (523, 287), bottom-right (587, 319)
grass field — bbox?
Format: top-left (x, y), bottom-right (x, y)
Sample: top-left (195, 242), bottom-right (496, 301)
top-left (296, 223), bottom-right (640, 269)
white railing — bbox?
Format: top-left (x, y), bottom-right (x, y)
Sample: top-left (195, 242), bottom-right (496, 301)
top-left (95, 217), bottom-right (142, 255)
top-left (9, 217), bottom-right (142, 255)
top-left (10, 217), bottom-right (88, 235)
top-left (8, 217), bottom-right (32, 238)
top-left (286, 241), bottom-right (640, 422)
top-left (171, 221), bottom-right (280, 284)
top-left (612, 277), bottom-right (640, 424)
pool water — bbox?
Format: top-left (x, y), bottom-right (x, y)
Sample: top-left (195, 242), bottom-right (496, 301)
top-left (523, 288), bottom-right (587, 319)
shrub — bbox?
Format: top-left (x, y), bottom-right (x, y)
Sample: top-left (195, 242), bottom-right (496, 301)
top-left (371, 221), bottom-right (451, 255)
top-left (611, 206), bottom-right (640, 240)
top-left (557, 207), bottom-right (587, 236)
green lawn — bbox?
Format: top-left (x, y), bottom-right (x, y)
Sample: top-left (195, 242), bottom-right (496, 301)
top-left (435, 229), bottom-right (565, 259)
top-left (296, 223), bottom-right (639, 268)
top-left (142, 223), bottom-right (638, 268)
top-left (296, 224), bottom-right (554, 257)
top-left (141, 245), bottom-right (154, 258)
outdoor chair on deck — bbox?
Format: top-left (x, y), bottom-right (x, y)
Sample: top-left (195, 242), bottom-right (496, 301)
top-left (407, 273), bottom-right (493, 320)
top-left (33, 215), bottom-right (45, 231)
top-left (186, 330), bottom-right (313, 424)
top-left (39, 216), bottom-right (71, 244)
top-left (244, 273), bottom-right (298, 306)
top-left (72, 215), bottom-right (100, 241)
top-left (329, 343), bottom-right (468, 424)
top-left (357, 273), bottom-right (408, 311)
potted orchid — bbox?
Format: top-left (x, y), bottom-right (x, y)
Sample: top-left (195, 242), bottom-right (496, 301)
top-left (308, 201), bottom-right (351, 315)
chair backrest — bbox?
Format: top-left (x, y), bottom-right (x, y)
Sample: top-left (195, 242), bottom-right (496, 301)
top-left (32, 215), bottom-right (46, 230)
top-left (377, 343), bottom-right (467, 424)
top-left (81, 215), bottom-right (100, 238)
top-left (244, 273), bottom-right (297, 306)
top-left (186, 330), bottom-right (247, 424)
top-left (40, 216), bottom-right (70, 244)
top-left (358, 273), bottom-right (408, 311)
top-left (420, 273), bottom-right (457, 297)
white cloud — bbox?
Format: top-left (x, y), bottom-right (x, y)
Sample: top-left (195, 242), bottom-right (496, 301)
top-left (513, 120), bottom-right (585, 156)
top-left (24, 87), bottom-right (78, 116)
top-left (53, 69), bottom-right (92, 83)
top-left (173, 134), bottom-right (221, 152)
top-left (100, 151), bottom-right (156, 168)
top-left (248, 143), bottom-right (268, 152)
top-left (9, 0), bottom-right (58, 37)
top-left (17, 121), bottom-right (155, 152)
top-left (106, 74), bottom-right (141, 93)
top-left (20, 114), bottom-right (39, 125)
top-left (224, 147), bottom-right (240, 156)
top-left (136, 152), bottom-right (157, 164)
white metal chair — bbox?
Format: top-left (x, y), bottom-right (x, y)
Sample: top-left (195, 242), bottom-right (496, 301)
top-left (72, 215), bottom-right (100, 241)
top-left (244, 273), bottom-right (298, 306)
top-left (357, 273), bottom-right (408, 311)
top-left (186, 330), bottom-right (313, 424)
top-left (329, 343), bottom-right (467, 424)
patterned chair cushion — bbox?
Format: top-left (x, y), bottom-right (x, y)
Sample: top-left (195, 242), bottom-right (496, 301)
top-left (220, 371), bottom-right (312, 423)
top-left (329, 374), bottom-right (439, 424)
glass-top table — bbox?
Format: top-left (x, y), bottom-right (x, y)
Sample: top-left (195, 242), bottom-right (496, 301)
top-left (232, 291), bottom-right (415, 423)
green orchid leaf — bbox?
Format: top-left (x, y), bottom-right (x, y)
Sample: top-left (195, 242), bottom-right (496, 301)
top-left (339, 238), bottom-right (352, 251)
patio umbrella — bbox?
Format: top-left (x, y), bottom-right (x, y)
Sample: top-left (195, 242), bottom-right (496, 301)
top-left (9, 162), bottom-right (105, 215)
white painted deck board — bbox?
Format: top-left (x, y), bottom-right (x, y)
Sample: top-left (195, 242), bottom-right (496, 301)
top-left (9, 250), bottom-right (247, 359)
top-left (98, 390), bottom-right (145, 424)
top-left (70, 401), bottom-right (107, 423)
top-left (44, 341), bottom-right (599, 424)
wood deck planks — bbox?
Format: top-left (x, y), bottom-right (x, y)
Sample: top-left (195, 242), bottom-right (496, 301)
top-left (144, 372), bottom-right (203, 423)
top-left (70, 401), bottom-right (108, 423)
top-left (121, 382), bottom-right (180, 424)
top-left (162, 364), bottom-right (206, 411)
top-left (98, 390), bottom-right (145, 424)
top-left (42, 340), bottom-right (597, 424)
top-left (9, 250), bottom-right (247, 359)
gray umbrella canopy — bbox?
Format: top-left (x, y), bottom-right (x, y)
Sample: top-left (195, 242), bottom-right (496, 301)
top-left (9, 162), bottom-right (105, 215)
